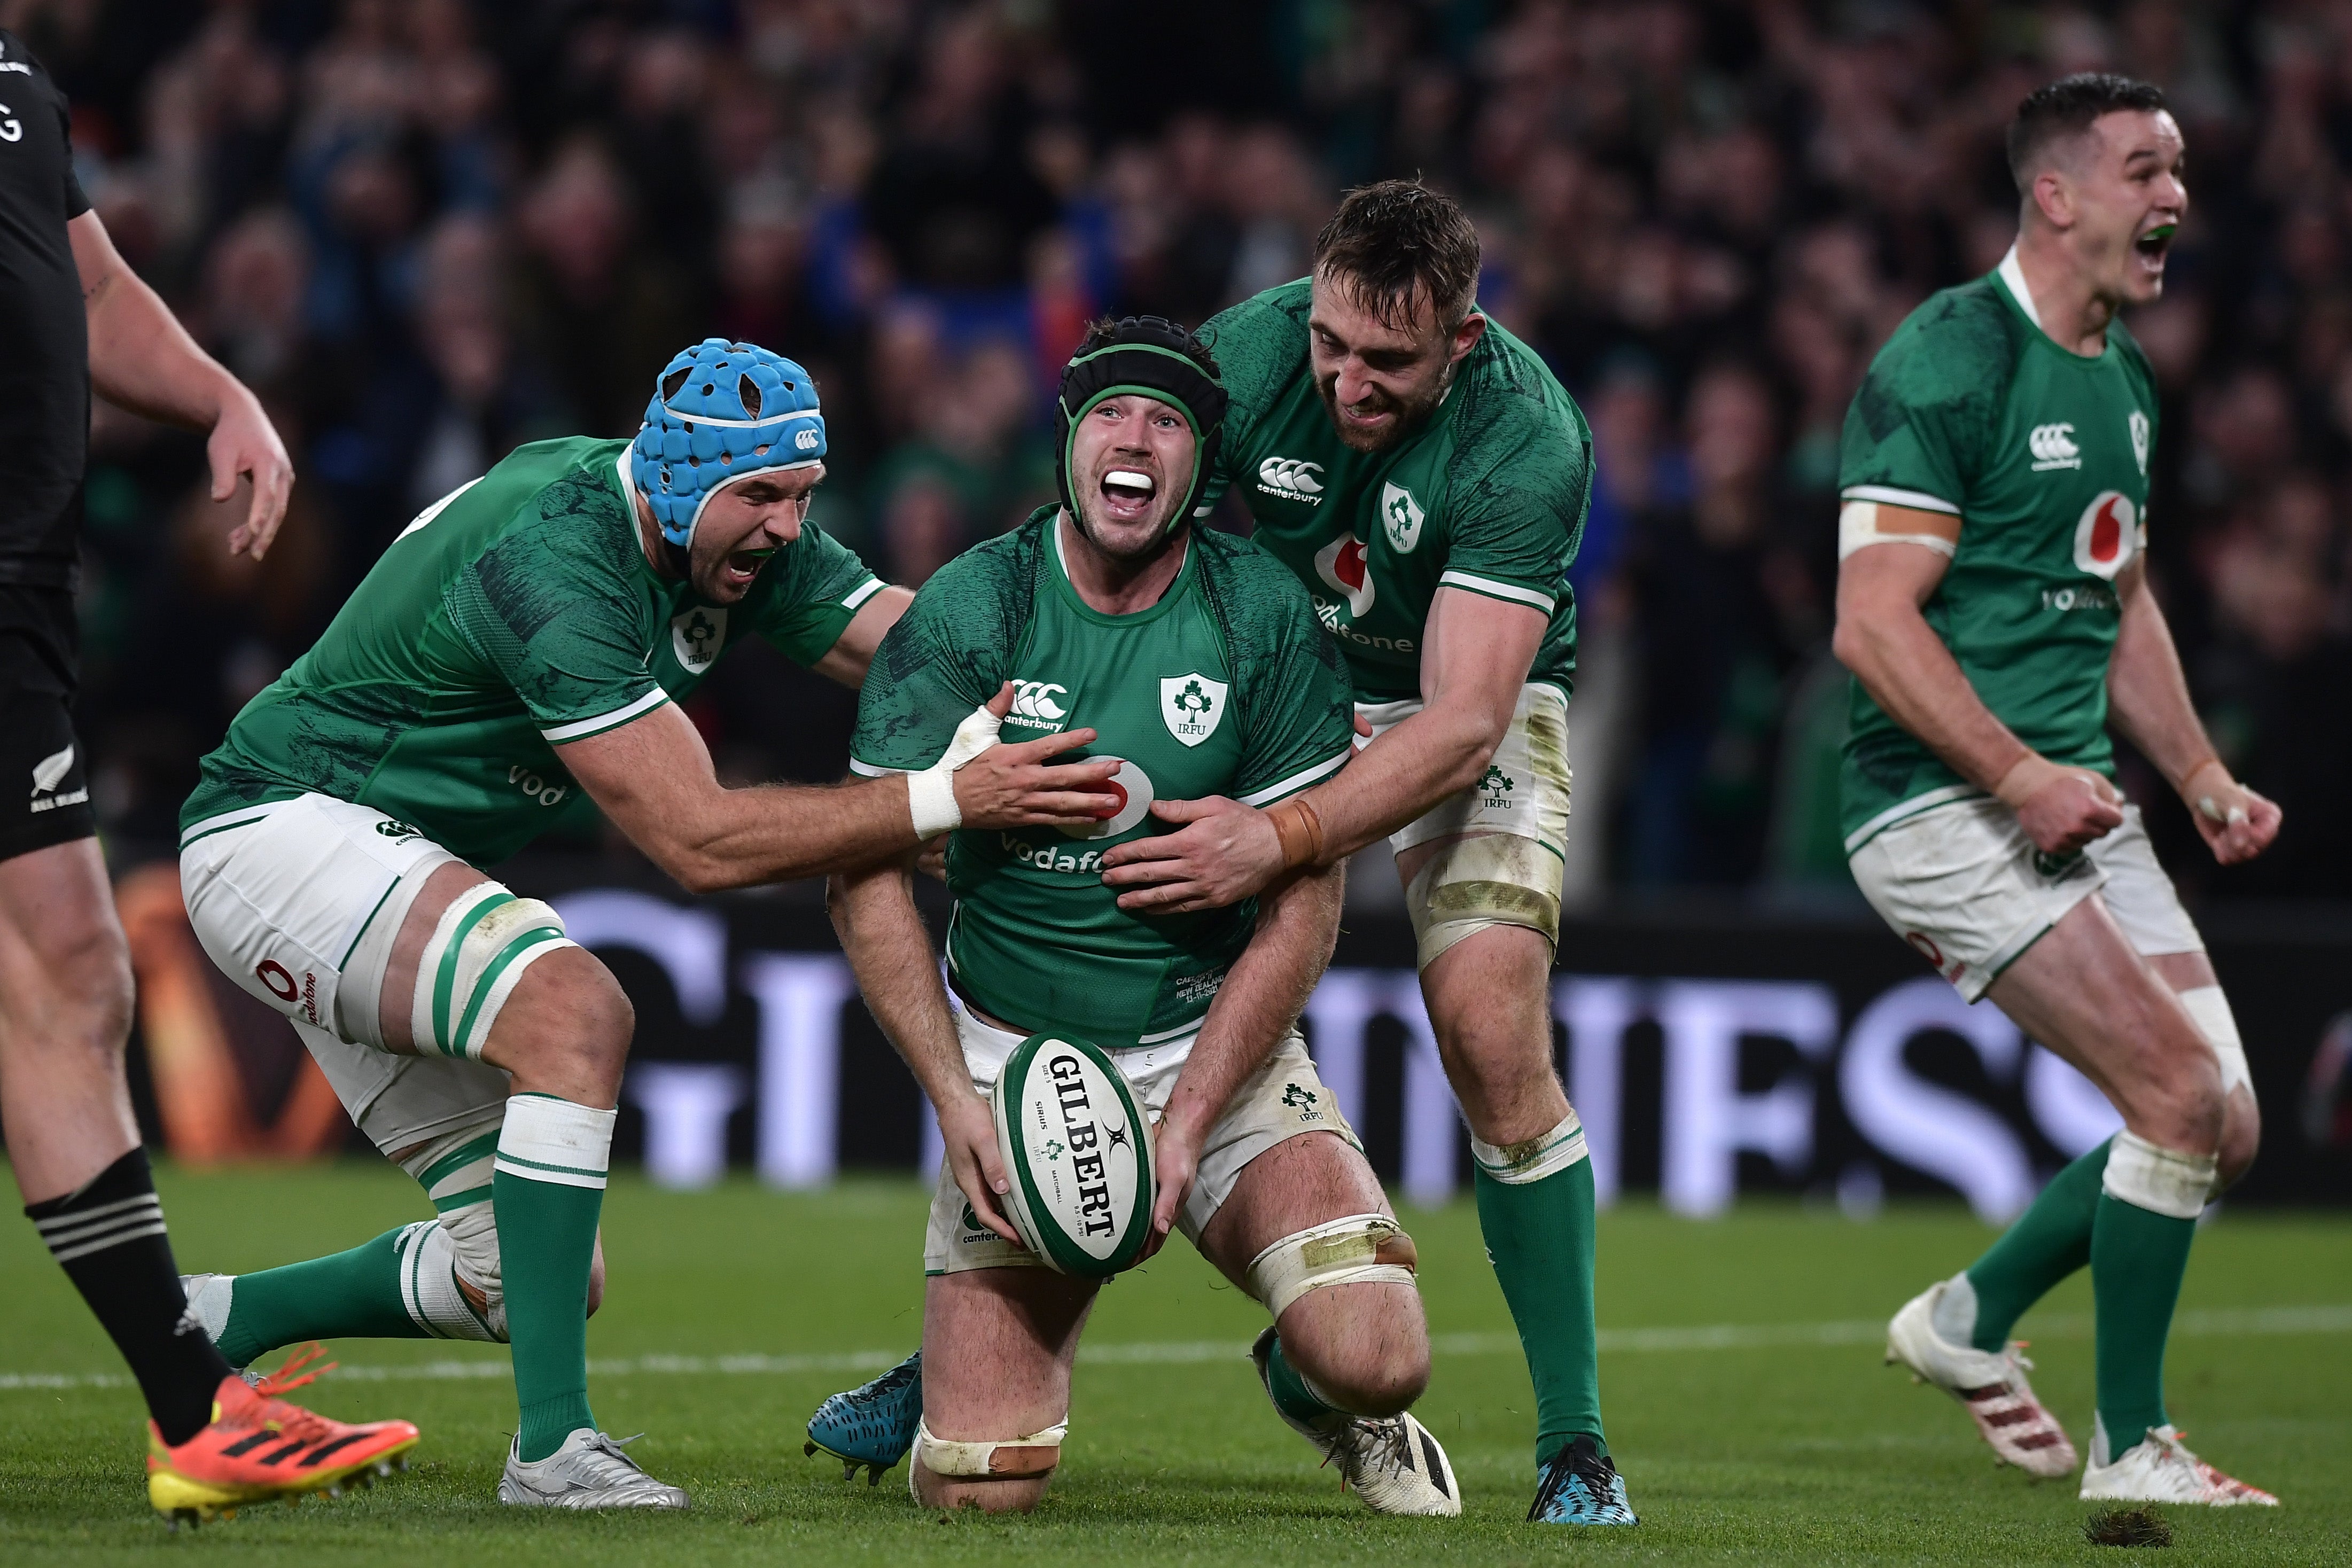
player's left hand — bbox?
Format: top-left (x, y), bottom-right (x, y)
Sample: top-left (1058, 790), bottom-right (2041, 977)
top-left (211, 387), bottom-right (294, 560)
top-left (914, 834), bottom-right (948, 883)
top-left (1142, 1117), bottom-right (1201, 1263)
top-left (2182, 761), bottom-right (2280, 865)
top-left (1099, 797), bottom-right (1286, 914)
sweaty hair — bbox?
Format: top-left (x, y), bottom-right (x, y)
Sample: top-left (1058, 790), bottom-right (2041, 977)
top-left (1311, 179), bottom-right (1482, 332)
top-left (2007, 74), bottom-right (2169, 192)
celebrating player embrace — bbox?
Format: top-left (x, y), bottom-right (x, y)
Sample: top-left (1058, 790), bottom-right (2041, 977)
top-left (170, 339), bottom-right (1119, 1508)
top-left (816, 317), bottom-right (1459, 1515)
top-left (1836, 76), bottom-right (2279, 1506)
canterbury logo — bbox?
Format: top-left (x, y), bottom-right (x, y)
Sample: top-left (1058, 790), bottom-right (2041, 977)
top-left (1008, 681), bottom-right (1068, 726)
top-left (2028, 423), bottom-right (2082, 471)
top-left (1256, 457), bottom-right (1325, 503)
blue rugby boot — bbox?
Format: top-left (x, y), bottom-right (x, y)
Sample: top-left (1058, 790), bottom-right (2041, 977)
top-left (804, 1351), bottom-right (922, 1484)
top-left (1528, 1436), bottom-right (1637, 1524)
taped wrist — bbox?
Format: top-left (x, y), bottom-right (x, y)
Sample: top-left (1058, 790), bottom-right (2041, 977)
top-left (2101, 1130), bottom-right (2216, 1220)
top-left (2178, 758), bottom-right (2246, 826)
top-left (908, 705), bottom-right (1006, 839)
top-left (1245, 1213), bottom-right (1419, 1319)
top-left (409, 884), bottom-right (574, 1060)
top-left (912, 1415), bottom-right (1065, 1479)
top-left (1265, 796), bottom-right (1326, 870)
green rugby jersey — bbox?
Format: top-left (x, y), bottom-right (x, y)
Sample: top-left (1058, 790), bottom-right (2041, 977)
top-left (1196, 279), bottom-right (1591, 703)
top-left (182, 435), bottom-right (881, 864)
top-left (1838, 253), bottom-right (2159, 849)
top-left (850, 508), bottom-right (1353, 1049)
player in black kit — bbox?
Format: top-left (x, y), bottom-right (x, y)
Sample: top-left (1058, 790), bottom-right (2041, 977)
top-left (0, 32), bottom-right (420, 1522)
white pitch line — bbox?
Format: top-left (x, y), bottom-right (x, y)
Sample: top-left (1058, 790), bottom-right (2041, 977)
top-left (5, 1304), bottom-right (2346, 1393)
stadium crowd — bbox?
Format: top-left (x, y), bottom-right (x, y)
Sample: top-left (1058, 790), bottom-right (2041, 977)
top-left (14, 0), bottom-right (2349, 902)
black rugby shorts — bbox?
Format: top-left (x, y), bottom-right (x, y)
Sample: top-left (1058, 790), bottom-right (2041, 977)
top-left (0, 583), bottom-right (95, 862)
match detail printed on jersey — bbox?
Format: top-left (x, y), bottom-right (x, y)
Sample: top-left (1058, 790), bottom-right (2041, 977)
top-left (1837, 254), bottom-right (2159, 849)
top-left (850, 509), bottom-right (1353, 1049)
top-left (1198, 279), bottom-right (1591, 704)
top-left (183, 436), bottom-right (881, 865)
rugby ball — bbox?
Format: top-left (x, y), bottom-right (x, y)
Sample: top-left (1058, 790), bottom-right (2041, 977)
top-left (991, 1033), bottom-right (1155, 1277)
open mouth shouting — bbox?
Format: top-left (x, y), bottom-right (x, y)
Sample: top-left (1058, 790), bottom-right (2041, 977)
top-left (1099, 467), bottom-right (1159, 523)
top-left (721, 544), bottom-right (777, 589)
top-left (2133, 220), bottom-right (2177, 276)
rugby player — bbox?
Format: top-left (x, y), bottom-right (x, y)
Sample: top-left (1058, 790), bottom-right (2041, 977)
top-left (0, 28), bottom-right (419, 1522)
top-left (1837, 77), bottom-right (2278, 1505)
top-left (1094, 184), bottom-right (1630, 1524)
top-left (169, 339), bottom-right (1120, 1508)
top-left (823, 317), bottom-right (1460, 1515)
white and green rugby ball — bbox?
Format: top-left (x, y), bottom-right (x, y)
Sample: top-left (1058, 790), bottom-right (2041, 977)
top-left (991, 1033), bottom-right (1154, 1277)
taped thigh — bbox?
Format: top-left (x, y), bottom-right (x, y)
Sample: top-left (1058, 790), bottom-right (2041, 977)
top-left (1245, 1213), bottom-right (1419, 1319)
top-left (409, 882), bottom-right (575, 1060)
top-left (1404, 832), bottom-right (1564, 969)
top-left (2176, 985), bottom-right (2252, 1099)
top-left (912, 1415), bottom-right (1065, 1479)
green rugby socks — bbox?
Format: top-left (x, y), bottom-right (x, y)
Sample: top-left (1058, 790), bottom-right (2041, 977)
top-left (495, 1092), bottom-right (616, 1462)
top-left (2090, 1132), bottom-right (2212, 1457)
top-left (1471, 1114), bottom-right (1605, 1463)
top-left (1263, 1335), bottom-right (1343, 1428)
top-left (1953, 1138), bottom-right (2111, 1352)
top-left (213, 1227), bottom-right (421, 1366)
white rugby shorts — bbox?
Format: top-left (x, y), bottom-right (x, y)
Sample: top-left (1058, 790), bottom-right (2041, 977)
top-left (1847, 795), bottom-right (2201, 1003)
top-left (924, 1005), bottom-right (1357, 1275)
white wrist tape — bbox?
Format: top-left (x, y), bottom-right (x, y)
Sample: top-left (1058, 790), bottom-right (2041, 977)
top-left (2102, 1130), bottom-right (2216, 1220)
top-left (1245, 1213), bottom-right (1419, 1319)
top-left (907, 704), bottom-right (1007, 839)
top-left (912, 1415), bottom-right (1065, 1478)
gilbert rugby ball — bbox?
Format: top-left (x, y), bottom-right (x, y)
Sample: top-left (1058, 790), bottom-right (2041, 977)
top-left (991, 1033), bottom-right (1154, 1277)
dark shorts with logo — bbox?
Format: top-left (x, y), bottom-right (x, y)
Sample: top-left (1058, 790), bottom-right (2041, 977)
top-left (0, 583), bottom-right (95, 863)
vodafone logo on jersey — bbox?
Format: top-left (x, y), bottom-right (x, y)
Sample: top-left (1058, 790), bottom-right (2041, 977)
top-left (2072, 491), bottom-right (2139, 579)
top-left (1314, 532), bottom-right (1376, 618)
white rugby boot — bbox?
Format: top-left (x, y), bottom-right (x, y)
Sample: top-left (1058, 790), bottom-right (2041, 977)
top-left (1885, 1276), bottom-right (2077, 1477)
top-left (2080, 1420), bottom-right (2278, 1507)
top-left (497, 1429), bottom-right (689, 1509)
top-left (1251, 1327), bottom-right (1460, 1516)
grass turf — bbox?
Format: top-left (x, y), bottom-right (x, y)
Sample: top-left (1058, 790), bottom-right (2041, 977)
top-left (1, 1163), bottom-right (2346, 1564)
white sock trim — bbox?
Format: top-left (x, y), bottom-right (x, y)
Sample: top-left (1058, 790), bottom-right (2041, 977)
top-left (1470, 1114), bottom-right (1588, 1185)
top-left (494, 1094), bottom-right (617, 1190)
top-left (1930, 1272), bottom-right (1979, 1346)
top-left (2175, 985), bottom-right (2250, 1098)
top-left (2101, 1130), bottom-right (2215, 1220)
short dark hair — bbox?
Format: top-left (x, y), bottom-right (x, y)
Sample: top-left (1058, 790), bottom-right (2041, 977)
top-left (1312, 180), bottom-right (1482, 332)
top-left (2007, 73), bottom-right (2169, 191)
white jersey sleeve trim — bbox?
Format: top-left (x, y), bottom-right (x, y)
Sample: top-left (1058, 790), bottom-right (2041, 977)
top-left (541, 687), bottom-right (669, 745)
top-left (1436, 571), bottom-right (1555, 613)
top-left (1840, 485), bottom-right (1962, 516)
top-left (842, 577), bottom-right (887, 612)
top-left (848, 756), bottom-right (913, 777)
top-left (1237, 748), bottom-right (1349, 807)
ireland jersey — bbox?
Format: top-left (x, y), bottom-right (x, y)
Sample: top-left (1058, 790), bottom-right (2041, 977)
top-left (850, 509), bottom-right (1353, 1049)
top-left (183, 436), bottom-right (881, 864)
top-left (1198, 279), bottom-right (1591, 703)
top-left (1838, 253), bottom-right (2159, 848)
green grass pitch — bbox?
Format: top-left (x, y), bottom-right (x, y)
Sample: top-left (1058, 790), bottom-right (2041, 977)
top-left (2, 1163), bottom-right (2347, 1564)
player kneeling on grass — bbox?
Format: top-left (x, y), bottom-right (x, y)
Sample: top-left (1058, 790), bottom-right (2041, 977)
top-left (169, 340), bottom-right (1120, 1509)
top-left (1836, 77), bottom-right (2276, 1505)
top-left (820, 317), bottom-right (1458, 1516)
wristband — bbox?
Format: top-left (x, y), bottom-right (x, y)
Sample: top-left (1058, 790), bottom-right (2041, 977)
top-left (1265, 797), bottom-right (1326, 870)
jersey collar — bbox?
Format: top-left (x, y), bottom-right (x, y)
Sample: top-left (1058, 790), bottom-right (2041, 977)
top-left (1996, 245), bottom-right (2042, 332)
top-left (1049, 509), bottom-right (1192, 626)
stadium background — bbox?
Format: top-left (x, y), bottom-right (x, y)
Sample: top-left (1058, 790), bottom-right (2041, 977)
top-left (10, 0), bottom-right (2350, 1206)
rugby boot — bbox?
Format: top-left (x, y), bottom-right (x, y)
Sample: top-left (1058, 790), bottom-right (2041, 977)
top-left (147, 1346), bottom-right (419, 1526)
top-left (1250, 1327), bottom-right (1460, 1516)
top-left (497, 1429), bottom-right (689, 1509)
top-left (805, 1351), bottom-right (923, 1483)
top-left (1528, 1434), bottom-right (1638, 1524)
top-left (2080, 1422), bottom-right (2278, 1507)
top-left (1886, 1276), bottom-right (2077, 1477)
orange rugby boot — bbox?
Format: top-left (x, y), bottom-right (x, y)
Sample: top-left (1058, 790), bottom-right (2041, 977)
top-left (146, 1346), bottom-right (419, 1525)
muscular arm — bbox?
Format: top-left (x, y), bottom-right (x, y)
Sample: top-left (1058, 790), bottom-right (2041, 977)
top-left (825, 857), bottom-right (1019, 1240)
top-left (69, 211), bottom-right (292, 560)
top-left (558, 693), bottom-right (1119, 893)
top-left (809, 585), bottom-right (913, 688)
top-left (2105, 560), bottom-right (2279, 863)
top-left (1831, 503), bottom-right (2122, 855)
top-left (1147, 857), bottom-right (1346, 1246)
top-left (1100, 588), bottom-right (1544, 913)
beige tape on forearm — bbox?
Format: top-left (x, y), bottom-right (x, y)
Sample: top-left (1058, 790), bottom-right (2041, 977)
top-left (912, 1415), bottom-right (1066, 1479)
top-left (1245, 1213), bottom-right (1419, 1319)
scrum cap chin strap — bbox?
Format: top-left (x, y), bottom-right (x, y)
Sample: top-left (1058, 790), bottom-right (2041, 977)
top-left (1053, 317), bottom-right (1228, 531)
